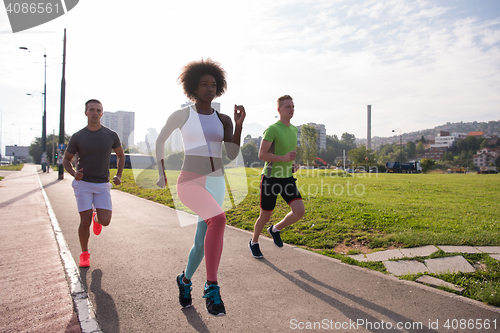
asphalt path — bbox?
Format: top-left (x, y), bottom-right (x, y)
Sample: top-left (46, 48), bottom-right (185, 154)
top-left (39, 170), bottom-right (499, 333)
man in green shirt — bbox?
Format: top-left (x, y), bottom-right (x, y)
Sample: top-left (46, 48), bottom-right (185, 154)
top-left (249, 95), bottom-right (305, 259)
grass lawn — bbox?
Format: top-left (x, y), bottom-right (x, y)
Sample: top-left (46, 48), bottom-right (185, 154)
top-left (0, 164), bottom-right (24, 171)
top-left (111, 167), bottom-right (500, 306)
top-left (112, 167), bottom-right (500, 249)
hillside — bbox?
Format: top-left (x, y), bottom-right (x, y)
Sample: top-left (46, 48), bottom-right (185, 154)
top-left (358, 120), bottom-right (500, 147)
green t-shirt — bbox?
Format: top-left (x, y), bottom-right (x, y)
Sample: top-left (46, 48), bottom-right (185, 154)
top-left (261, 120), bottom-right (298, 178)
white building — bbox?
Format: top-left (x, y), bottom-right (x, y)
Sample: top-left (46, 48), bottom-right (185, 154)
top-left (5, 145), bottom-right (29, 161)
top-left (102, 111), bottom-right (135, 149)
top-left (167, 129), bottom-right (183, 152)
top-left (473, 147), bottom-right (500, 167)
top-left (430, 131), bottom-right (467, 149)
top-left (145, 128), bottom-right (158, 151)
top-left (297, 123), bottom-right (326, 150)
top-left (136, 128), bottom-right (158, 155)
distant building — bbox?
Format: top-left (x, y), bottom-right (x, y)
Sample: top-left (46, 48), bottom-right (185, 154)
top-left (477, 147), bottom-right (500, 158)
top-left (5, 145), bottom-right (29, 162)
top-left (467, 131), bottom-right (485, 137)
top-left (297, 123), bottom-right (326, 150)
top-left (145, 128), bottom-right (158, 151)
top-left (102, 111), bottom-right (135, 149)
top-left (473, 152), bottom-right (496, 167)
top-left (167, 129), bottom-right (183, 152)
top-left (137, 128), bottom-right (158, 154)
top-left (473, 147), bottom-right (499, 167)
top-left (430, 131), bottom-right (467, 149)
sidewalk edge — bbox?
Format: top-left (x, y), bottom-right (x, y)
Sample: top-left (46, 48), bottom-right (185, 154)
top-left (37, 174), bottom-right (103, 333)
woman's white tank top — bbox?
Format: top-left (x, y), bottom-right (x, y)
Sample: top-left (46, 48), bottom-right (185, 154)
top-left (180, 106), bottom-right (224, 158)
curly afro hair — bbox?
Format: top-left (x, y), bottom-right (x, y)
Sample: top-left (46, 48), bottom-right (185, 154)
top-left (178, 58), bottom-right (227, 101)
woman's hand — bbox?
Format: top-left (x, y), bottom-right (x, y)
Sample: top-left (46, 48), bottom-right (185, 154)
top-left (234, 105), bottom-right (246, 127)
top-left (156, 160), bottom-right (167, 188)
top-left (157, 173), bottom-right (166, 188)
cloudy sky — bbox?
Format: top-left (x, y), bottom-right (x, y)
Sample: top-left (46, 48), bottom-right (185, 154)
top-left (1, 0), bottom-right (499, 155)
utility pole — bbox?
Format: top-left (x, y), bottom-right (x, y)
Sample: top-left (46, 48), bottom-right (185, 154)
top-left (52, 129), bottom-right (55, 166)
top-left (19, 45), bottom-right (46, 171)
top-left (58, 29), bottom-right (66, 179)
top-left (43, 50), bottom-right (47, 171)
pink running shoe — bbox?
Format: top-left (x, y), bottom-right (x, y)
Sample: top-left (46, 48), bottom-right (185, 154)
top-left (92, 211), bottom-right (102, 235)
top-left (79, 251), bottom-right (90, 267)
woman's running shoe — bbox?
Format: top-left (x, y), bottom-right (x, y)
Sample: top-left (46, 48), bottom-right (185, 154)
top-left (176, 272), bottom-right (192, 308)
top-left (203, 283), bottom-right (226, 316)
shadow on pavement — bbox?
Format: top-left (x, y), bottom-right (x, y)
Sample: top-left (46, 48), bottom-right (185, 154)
top-left (0, 178), bottom-right (62, 209)
top-left (64, 312), bottom-right (82, 333)
top-left (181, 306), bottom-right (210, 333)
top-left (262, 260), bottom-right (438, 333)
top-left (90, 269), bottom-right (120, 333)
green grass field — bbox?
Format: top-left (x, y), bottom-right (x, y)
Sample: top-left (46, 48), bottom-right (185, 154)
top-left (113, 167), bottom-right (500, 250)
top-left (111, 167), bottom-right (500, 306)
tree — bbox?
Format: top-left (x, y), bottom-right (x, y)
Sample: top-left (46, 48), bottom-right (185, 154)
top-left (295, 145), bottom-right (304, 164)
top-left (341, 132), bottom-right (356, 147)
top-left (416, 142), bottom-right (425, 155)
top-left (128, 147), bottom-right (140, 154)
top-left (456, 136), bottom-right (481, 154)
top-left (241, 142), bottom-right (258, 167)
top-left (393, 145), bottom-right (407, 163)
top-left (29, 137), bottom-right (42, 164)
top-left (300, 124), bottom-right (317, 165)
top-left (324, 133), bottom-right (357, 159)
top-left (29, 133), bottom-right (70, 164)
top-left (318, 147), bottom-right (336, 165)
top-left (420, 158), bottom-right (436, 173)
top-left (406, 141), bottom-right (416, 159)
top-left (441, 151), bottom-right (454, 162)
top-left (165, 151), bottom-right (184, 170)
top-left (348, 144), bottom-right (375, 168)
top-left (377, 143), bottom-right (394, 156)
top-left (456, 150), bottom-right (472, 167)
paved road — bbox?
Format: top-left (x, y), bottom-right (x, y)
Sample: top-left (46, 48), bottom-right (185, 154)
top-left (38, 169), bottom-right (499, 333)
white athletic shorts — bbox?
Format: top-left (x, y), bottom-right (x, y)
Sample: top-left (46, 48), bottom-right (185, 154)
top-left (72, 179), bottom-right (112, 212)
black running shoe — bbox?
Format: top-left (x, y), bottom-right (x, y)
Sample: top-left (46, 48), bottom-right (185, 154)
top-left (267, 225), bottom-right (283, 247)
top-left (203, 283), bottom-right (226, 316)
top-left (249, 240), bottom-right (264, 259)
top-left (176, 272), bottom-right (192, 308)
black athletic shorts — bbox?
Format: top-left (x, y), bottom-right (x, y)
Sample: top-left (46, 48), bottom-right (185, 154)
top-left (260, 175), bottom-right (302, 211)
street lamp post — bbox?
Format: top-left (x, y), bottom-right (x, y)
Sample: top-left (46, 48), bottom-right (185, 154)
top-left (392, 129), bottom-right (403, 173)
top-left (20, 45), bottom-right (47, 171)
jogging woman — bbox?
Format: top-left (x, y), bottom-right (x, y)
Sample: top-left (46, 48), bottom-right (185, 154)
top-left (155, 59), bottom-right (245, 316)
